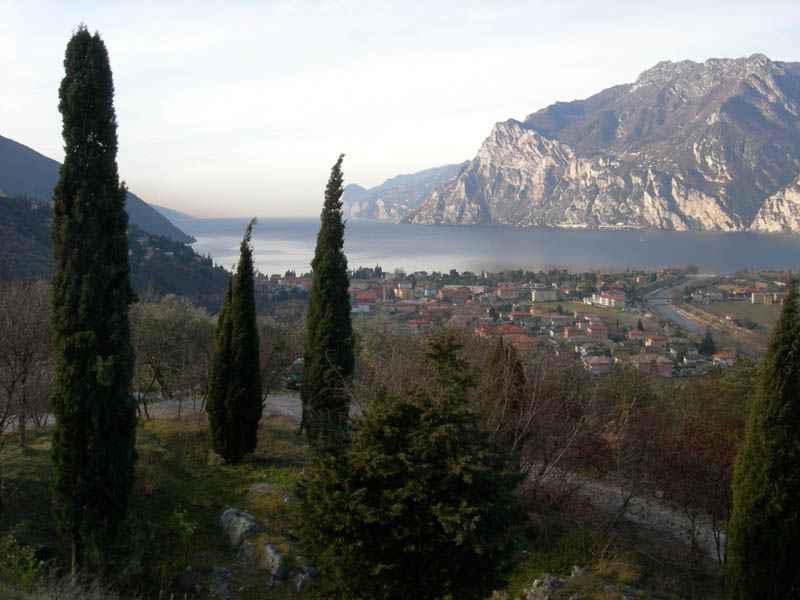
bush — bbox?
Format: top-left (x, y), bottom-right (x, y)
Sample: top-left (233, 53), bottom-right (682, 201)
top-left (297, 331), bottom-right (523, 599)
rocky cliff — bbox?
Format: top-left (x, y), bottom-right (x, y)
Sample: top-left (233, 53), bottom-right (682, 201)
top-left (407, 54), bottom-right (800, 232)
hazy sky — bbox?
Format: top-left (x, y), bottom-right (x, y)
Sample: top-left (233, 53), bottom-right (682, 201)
top-left (3, 1), bottom-right (800, 217)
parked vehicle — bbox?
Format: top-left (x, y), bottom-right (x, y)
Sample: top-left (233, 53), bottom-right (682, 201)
top-left (286, 358), bottom-right (303, 390)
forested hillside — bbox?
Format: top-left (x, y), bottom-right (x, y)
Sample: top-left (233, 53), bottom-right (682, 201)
top-left (0, 195), bottom-right (227, 307)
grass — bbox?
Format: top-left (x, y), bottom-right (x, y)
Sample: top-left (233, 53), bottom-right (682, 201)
top-left (541, 301), bottom-right (663, 334)
top-left (700, 301), bottom-right (780, 331)
top-left (1, 414), bottom-right (727, 599)
top-left (1, 414), bottom-right (309, 599)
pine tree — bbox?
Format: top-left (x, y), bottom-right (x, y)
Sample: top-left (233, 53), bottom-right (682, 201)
top-left (297, 330), bottom-right (522, 599)
top-left (637, 317), bottom-right (644, 331)
top-left (699, 326), bottom-right (716, 355)
top-left (301, 154), bottom-right (354, 441)
top-left (726, 279), bottom-right (800, 598)
top-left (49, 26), bottom-right (137, 573)
top-left (206, 219), bottom-right (262, 462)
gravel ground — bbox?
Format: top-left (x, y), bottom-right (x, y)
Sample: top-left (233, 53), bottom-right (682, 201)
top-left (143, 391), bottom-right (302, 422)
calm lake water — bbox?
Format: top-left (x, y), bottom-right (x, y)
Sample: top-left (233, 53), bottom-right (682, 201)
top-left (170, 216), bottom-right (800, 276)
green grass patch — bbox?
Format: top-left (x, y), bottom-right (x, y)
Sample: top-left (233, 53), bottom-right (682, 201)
top-left (0, 415), bottom-right (310, 599)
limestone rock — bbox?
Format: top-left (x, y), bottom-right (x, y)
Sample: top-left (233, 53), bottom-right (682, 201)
top-left (406, 55), bottom-right (800, 233)
top-left (219, 508), bottom-right (262, 547)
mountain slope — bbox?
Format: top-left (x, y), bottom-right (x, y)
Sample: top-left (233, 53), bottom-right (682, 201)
top-left (0, 134), bottom-right (194, 243)
top-left (0, 195), bottom-right (227, 308)
top-left (407, 54), bottom-right (800, 232)
top-left (343, 162), bottom-right (468, 221)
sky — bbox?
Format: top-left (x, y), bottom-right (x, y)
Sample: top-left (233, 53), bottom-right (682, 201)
top-left (3, 1), bottom-right (800, 218)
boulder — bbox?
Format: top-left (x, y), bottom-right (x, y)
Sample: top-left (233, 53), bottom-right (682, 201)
top-left (219, 508), bottom-right (262, 546)
top-left (292, 559), bottom-right (318, 593)
top-left (236, 537), bottom-right (289, 585)
top-left (260, 542), bottom-right (288, 581)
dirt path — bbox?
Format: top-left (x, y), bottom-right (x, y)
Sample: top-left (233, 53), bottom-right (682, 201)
top-left (144, 392), bottom-right (302, 421)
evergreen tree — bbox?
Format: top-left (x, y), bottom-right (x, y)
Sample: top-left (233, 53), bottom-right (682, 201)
top-left (726, 280), bottom-right (800, 598)
top-left (301, 154), bottom-right (354, 440)
top-left (699, 326), bottom-right (716, 355)
top-left (206, 219), bottom-right (262, 462)
top-left (49, 26), bottom-right (137, 573)
top-left (298, 330), bottom-right (522, 599)
top-left (637, 317), bottom-right (644, 331)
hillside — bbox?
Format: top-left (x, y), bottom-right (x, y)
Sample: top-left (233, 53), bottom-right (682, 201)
top-left (0, 195), bottom-right (227, 307)
top-left (407, 54), bottom-right (800, 232)
top-left (0, 134), bottom-right (194, 243)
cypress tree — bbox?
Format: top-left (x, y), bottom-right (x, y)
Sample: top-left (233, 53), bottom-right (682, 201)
top-left (699, 326), bottom-right (716, 355)
top-left (49, 26), bottom-right (137, 573)
top-left (206, 219), bottom-right (262, 462)
top-left (301, 154), bottom-right (354, 441)
top-left (726, 279), bottom-right (800, 598)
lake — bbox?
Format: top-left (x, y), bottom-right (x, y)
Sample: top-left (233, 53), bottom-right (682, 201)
top-left (169, 216), bottom-right (800, 276)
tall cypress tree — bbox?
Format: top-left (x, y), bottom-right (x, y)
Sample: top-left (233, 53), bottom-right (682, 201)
top-left (206, 219), bottom-right (262, 462)
top-left (726, 279), bottom-right (800, 598)
top-left (49, 26), bottom-right (137, 573)
top-left (301, 154), bottom-right (354, 441)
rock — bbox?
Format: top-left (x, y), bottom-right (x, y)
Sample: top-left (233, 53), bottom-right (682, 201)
top-left (219, 508), bottom-right (262, 546)
top-left (177, 566), bottom-right (204, 595)
top-left (237, 539), bottom-right (256, 563)
top-left (293, 560), bottom-right (318, 593)
top-left (237, 537), bottom-right (289, 585)
top-left (406, 55), bottom-right (800, 233)
top-left (260, 541), bottom-right (288, 582)
top-left (570, 565), bottom-right (592, 578)
top-left (210, 566), bottom-right (232, 600)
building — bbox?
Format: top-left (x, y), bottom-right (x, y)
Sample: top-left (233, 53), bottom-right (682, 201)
top-left (629, 353), bottom-right (673, 377)
top-left (587, 324), bottom-right (609, 342)
top-left (531, 289), bottom-right (557, 302)
top-left (644, 334), bottom-right (668, 352)
top-left (584, 356), bottom-right (611, 374)
top-left (712, 352), bottom-right (737, 367)
top-left (495, 286), bottom-right (520, 300)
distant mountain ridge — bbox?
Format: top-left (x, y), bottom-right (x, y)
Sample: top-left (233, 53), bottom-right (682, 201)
top-left (406, 54), bottom-right (800, 232)
top-left (0, 134), bottom-right (194, 243)
top-left (342, 162), bottom-right (468, 221)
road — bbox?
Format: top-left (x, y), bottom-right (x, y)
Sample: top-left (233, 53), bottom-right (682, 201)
top-left (146, 391), bottom-right (303, 421)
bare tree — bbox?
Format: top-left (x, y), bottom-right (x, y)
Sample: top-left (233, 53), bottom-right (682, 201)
top-left (258, 316), bottom-right (304, 400)
top-left (0, 280), bottom-right (53, 447)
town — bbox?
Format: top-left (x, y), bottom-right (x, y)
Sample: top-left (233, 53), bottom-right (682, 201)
top-left (252, 265), bottom-right (788, 378)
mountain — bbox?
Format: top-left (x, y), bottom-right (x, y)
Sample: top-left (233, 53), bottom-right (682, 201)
top-left (0, 134), bottom-right (194, 243)
top-left (343, 162), bottom-right (468, 221)
top-left (0, 194), bottom-right (227, 310)
top-left (407, 54), bottom-right (800, 232)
